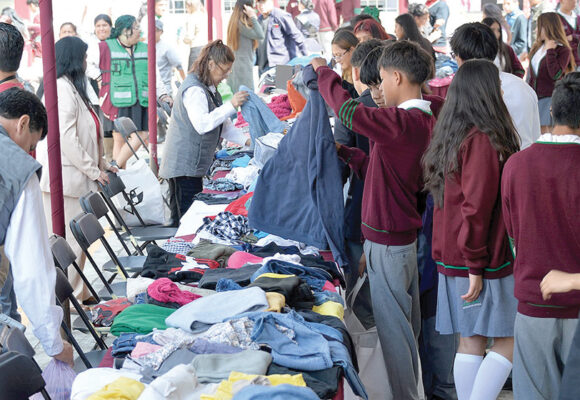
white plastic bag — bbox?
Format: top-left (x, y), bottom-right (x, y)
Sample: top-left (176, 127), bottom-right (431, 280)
top-left (113, 159), bottom-right (166, 226)
top-left (31, 359), bottom-right (76, 400)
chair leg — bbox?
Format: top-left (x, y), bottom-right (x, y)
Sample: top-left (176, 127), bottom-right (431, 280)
top-left (69, 296), bottom-right (107, 350)
top-left (40, 388), bottom-right (52, 400)
top-left (84, 252), bottom-right (116, 296)
top-left (69, 262), bottom-right (100, 303)
top-left (101, 240), bottom-right (130, 279)
top-left (60, 320), bottom-right (92, 369)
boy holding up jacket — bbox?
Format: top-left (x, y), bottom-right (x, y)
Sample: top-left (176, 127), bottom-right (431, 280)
top-left (311, 41), bottom-right (437, 400)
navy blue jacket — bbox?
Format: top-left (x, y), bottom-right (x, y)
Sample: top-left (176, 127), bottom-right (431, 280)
top-left (249, 65), bottom-right (347, 266)
top-left (258, 8), bottom-right (308, 69)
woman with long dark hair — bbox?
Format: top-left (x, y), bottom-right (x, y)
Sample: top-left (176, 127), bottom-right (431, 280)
top-left (423, 59), bottom-right (520, 400)
top-left (36, 36), bottom-right (116, 303)
top-left (483, 3), bottom-right (512, 44)
top-left (395, 13), bottom-right (434, 59)
top-left (160, 40), bottom-right (250, 225)
top-left (226, 0), bottom-right (264, 91)
top-left (528, 12), bottom-right (575, 132)
top-left (482, 17), bottom-right (525, 78)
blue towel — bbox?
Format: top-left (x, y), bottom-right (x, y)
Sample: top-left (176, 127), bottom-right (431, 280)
top-left (231, 154), bottom-right (251, 168)
top-left (248, 66), bottom-right (347, 266)
top-left (233, 384), bottom-right (320, 400)
top-left (239, 85), bottom-right (286, 150)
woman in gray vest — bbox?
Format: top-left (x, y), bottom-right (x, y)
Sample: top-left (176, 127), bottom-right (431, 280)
top-left (160, 40), bottom-right (250, 226)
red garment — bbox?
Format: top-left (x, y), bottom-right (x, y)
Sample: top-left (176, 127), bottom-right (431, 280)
top-left (92, 298), bottom-right (133, 327)
top-left (502, 140), bottom-right (580, 318)
top-left (286, 81), bottom-right (307, 119)
top-left (432, 129), bottom-right (512, 279)
top-left (559, 13), bottom-right (580, 66)
top-left (225, 192), bottom-right (254, 217)
top-left (98, 40), bottom-right (119, 121)
top-left (88, 107), bottom-right (101, 148)
top-left (0, 81), bottom-right (23, 93)
top-left (315, 0), bottom-right (339, 31)
top-left (318, 66), bottom-right (435, 246)
top-left (506, 45), bottom-right (525, 79)
top-left (147, 278), bottom-right (201, 306)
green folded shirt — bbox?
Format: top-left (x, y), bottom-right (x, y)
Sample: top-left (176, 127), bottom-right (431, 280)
top-left (111, 304), bottom-right (176, 336)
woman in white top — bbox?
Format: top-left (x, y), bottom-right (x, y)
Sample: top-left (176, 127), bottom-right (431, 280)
top-left (183, 0), bottom-right (208, 70)
top-left (160, 40), bottom-right (250, 225)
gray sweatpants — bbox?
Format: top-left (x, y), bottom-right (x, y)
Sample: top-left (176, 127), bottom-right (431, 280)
top-left (364, 240), bottom-right (421, 400)
top-left (513, 312), bottom-right (578, 400)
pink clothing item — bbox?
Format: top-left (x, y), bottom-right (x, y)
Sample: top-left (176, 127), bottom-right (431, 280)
top-left (322, 281), bottom-right (337, 292)
top-left (227, 251), bottom-right (264, 269)
top-left (131, 342), bottom-right (163, 358)
top-left (147, 278), bottom-right (202, 306)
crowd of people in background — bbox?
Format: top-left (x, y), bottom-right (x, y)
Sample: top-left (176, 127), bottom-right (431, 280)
top-left (0, 0), bottom-right (579, 399)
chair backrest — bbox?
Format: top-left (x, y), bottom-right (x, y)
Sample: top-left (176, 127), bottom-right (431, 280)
top-left (54, 268), bottom-right (74, 304)
top-left (48, 235), bottom-right (77, 270)
top-left (80, 191), bottom-right (110, 220)
top-left (0, 322), bottom-right (35, 358)
top-left (0, 351), bottom-right (47, 399)
top-left (69, 213), bottom-right (105, 251)
top-left (100, 172), bottom-right (126, 198)
top-left (113, 117), bottom-right (138, 139)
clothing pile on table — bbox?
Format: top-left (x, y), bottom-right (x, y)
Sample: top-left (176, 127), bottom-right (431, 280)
top-left (72, 66), bottom-right (366, 400)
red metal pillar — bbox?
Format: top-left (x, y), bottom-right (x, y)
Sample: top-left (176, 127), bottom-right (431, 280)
top-left (147, 0), bottom-right (158, 171)
top-left (39, 0), bottom-right (65, 237)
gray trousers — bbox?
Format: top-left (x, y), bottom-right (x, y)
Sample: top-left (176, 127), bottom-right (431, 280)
top-left (513, 312), bottom-right (578, 400)
top-left (364, 240), bottom-right (421, 400)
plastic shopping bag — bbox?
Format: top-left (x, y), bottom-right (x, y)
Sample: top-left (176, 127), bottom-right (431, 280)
top-left (31, 359), bottom-right (76, 400)
top-left (113, 159), bottom-right (166, 226)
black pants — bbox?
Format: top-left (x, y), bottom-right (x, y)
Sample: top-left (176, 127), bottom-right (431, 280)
top-left (168, 176), bottom-right (203, 226)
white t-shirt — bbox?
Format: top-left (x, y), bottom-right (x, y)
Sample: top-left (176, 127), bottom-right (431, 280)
top-left (499, 71), bottom-right (541, 150)
top-left (531, 44), bottom-right (547, 75)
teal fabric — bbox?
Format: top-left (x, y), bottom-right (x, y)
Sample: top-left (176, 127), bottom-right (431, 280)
top-left (111, 304), bottom-right (176, 336)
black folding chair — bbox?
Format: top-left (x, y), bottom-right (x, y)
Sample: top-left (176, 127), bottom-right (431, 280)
top-left (114, 117), bottom-right (149, 160)
top-left (54, 268), bottom-right (108, 372)
top-left (69, 213), bottom-right (136, 299)
top-left (49, 235), bottom-right (101, 303)
top-left (98, 172), bottom-right (176, 237)
top-left (0, 351), bottom-right (50, 399)
top-left (79, 192), bottom-right (138, 256)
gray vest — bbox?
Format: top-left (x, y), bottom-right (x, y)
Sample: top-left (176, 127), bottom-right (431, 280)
top-left (160, 74), bottom-right (224, 179)
top-left (0, 126), bottom-right (42, 245)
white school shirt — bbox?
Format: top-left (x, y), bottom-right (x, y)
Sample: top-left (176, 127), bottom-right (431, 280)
top-left (531, 44), bottom-right (547, 76)
top-left (182, 85), bottom-right (248, 146)
top-left (4, 174), bottom-right (64, 357)
top-left (499, 71), bottom-right (541, 150)
top-left (558, 9), bottom-right (577, 29)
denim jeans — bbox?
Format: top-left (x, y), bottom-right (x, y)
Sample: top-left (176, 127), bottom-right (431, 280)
top-left (239, 85), bottom-right (286, 150)
top-left (0, 265), bottom-right (20, 323)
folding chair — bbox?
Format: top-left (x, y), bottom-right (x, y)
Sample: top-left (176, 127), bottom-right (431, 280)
top-left (114, 117), bottom-right (149, 160)
top-left (98, 172), bottom-right (177, 238)
top-left (49, 235), bottom-right (101, 303)
top-left (54, 268), bottom-right (108, 372)
top-left (0, 351), bottom-right (50, 399)
top-left (79, 192), bottom-right (138, 256)
top-left (69, 213), bottom-right (139, 299)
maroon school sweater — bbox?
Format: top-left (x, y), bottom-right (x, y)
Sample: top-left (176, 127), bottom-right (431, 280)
top-left (502, 135), bottom-right (580, 318)
top-left (558, 13), bottom-right (580, 66)
top-left (316, 66), bottom-right (436, 246)
top-left (432, 129), bottom-right (513, 279)
top-left (506, 44), bottom-right (525, 79)
top-left (528, 45), bottom-right (571, 99)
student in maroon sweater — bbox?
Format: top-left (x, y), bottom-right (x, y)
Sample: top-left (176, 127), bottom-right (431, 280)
top-left (311, 41), bottom-right (435, 400)
top-left (557, 0), bottom-right (580, 67)
top-left (423, 59), bottom-right (520, 400)
top-left (527, 12), bottom-right (575, 132)
top-left (502, 72), bottom-right (580, 400)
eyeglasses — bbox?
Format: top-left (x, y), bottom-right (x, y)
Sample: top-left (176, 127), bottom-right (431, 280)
top-left (332, 48), bottom-right (351, 62)
top-left (216, 63), bottom-right (232, 76)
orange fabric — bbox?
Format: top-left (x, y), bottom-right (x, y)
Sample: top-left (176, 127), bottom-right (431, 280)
top-left (284, 81), bottom-right (307, 120)
top-left (225, 192), bottom-right (254, 217)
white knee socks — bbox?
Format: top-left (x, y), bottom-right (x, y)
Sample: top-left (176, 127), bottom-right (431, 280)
top-left (470, 351), bottom-right (513, 400)
top-left (454, 353), bottom-right (483, 400)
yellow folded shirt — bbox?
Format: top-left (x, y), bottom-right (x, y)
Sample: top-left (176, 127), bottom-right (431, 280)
top-left (266, 292), bottom-right (286, 312)
top-left (201, 371), bottom-right (306, 400)
top-left (87, 377), bottom-right (145, 400)
top-left (313, 301), bottom-right (345, 320)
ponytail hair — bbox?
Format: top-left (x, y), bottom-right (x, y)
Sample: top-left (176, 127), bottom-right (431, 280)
top-left (191, 39), bottom-right (235, 86)
top-left (110, 15), bottom-right (136, 39)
